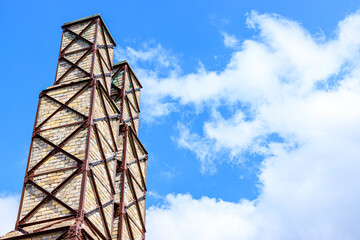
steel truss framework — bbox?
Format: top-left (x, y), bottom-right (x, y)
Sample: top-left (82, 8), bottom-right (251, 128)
top-left (2, 14), bottom-right (148, 240)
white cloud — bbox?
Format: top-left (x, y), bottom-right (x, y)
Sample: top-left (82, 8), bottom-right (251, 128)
top-left (177, 123), bottom-right (216, 173)
top-left (122, 10), bottom-right (360, 165)
top-left (222, 32), bottom-right (239, 48)
top-left (115, 42), bottom-right (182, 122)
top-left (0, 194), bottom-right (19, 236)
top-left (115, 42), bottom-right (180, 73)
top-left (147, 194), bottom-right (257, 240)
top-left (117, 10), bottom-right (360, 239)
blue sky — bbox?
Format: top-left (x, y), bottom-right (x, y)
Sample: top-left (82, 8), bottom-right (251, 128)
top-left (1, 0), bottom-right (360, 239)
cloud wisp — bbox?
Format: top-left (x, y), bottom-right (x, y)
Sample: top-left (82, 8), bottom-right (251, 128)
top-left (222, 32), bottom-right (240, 48)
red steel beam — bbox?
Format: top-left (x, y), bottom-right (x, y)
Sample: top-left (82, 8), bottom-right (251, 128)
top-left (96, 49), bottom-right (109, 94)
top-left (60, 18), bottom-right (97, 55)
top-left (128, 72), bottom-right (140, 113)
top-left (56, 48), bottom-right (93, 84)
top-left (99, 22), bottom-right (112, 70)
top-left (117, 124), bottom-right (128, 240)
top-left (98, 84), bottom-right (118, 152)
top-left (93, 123), bottom-right (115, 195)
top-left (125, 96), bottom-right (137, 135)
top-left (19, 167), bottom-right (81, 224)
top-left (4, 227), bottom-right (69, 240)
top-left (126, 170), bottom-right (146, 232)
top-left (88, 169), bottom-right (111, 239)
